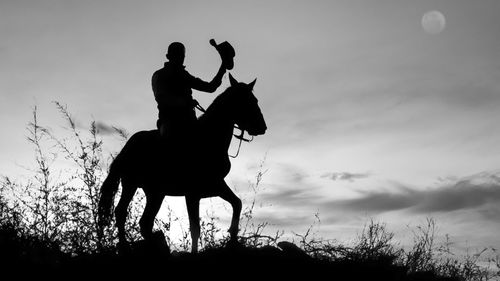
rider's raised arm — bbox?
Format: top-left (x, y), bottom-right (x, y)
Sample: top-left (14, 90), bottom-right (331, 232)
top-left (189, 64), bottom-right (226, 93)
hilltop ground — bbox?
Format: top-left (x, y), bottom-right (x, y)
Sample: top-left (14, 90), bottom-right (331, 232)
top-left (1, 229), bottom-right (458, 281)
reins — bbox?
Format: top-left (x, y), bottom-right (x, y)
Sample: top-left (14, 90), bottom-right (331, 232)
top-left (230, 125), bottom-right (254, 158)
top-left (194, 99), bottom-right (253, 158)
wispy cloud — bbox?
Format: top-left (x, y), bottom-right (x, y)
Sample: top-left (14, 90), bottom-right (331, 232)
top-left (94, 121), bottom-right (116, 135)
top-left (321, 172), bottom-right (371, 182)
top-left (321, 171), bottom-right (500, 217)
top-left (259, 171), bottom-right (500, 224)
top-left (260, 188), bottom-right (321, 207)
top-left (91, 121), bottom-right (128, 138)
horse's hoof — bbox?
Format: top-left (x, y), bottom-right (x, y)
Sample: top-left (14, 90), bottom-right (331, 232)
top-left (226, 238), bottom-right (242, 250)
top-left (151, 231), bottom-right (167, 246)
top-left (143, 231), bottom-right (170, 257)
top-left (117, 241), bottom-right (131, 256)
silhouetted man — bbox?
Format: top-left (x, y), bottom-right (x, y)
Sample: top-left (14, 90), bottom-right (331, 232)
top-left (152, 41), bottom-right (233, 150)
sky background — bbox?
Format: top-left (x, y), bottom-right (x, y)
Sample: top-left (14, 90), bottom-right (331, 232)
top-left (1, 0), bottom-right (499, 252)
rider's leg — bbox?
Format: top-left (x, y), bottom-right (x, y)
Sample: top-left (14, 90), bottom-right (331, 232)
top-left (158, 118), bottom-right (171, 140)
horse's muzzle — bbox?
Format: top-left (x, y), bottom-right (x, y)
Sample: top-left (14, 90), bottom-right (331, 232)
top-left (248, 126), bottom-right (267, 136)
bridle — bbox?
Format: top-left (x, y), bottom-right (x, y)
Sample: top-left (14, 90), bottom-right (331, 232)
top-left (231, 125), bottom-right (254, 158)
top-left (194, 100), bottom-right (254, 158)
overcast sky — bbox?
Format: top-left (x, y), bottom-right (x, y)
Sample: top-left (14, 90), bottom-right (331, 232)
top-left (1, 0), bottom-right (499, 250)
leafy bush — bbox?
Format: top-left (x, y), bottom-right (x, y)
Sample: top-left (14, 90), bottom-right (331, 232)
top-left (1, 103), bottom-right (141, 253)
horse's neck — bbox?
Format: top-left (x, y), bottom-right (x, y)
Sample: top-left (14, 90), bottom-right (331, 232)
top-left (201, 110), bottom-right (234, 153)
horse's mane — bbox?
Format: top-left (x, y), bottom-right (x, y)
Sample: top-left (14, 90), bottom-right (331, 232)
top-left (198, 85), bottom-right (238, 122)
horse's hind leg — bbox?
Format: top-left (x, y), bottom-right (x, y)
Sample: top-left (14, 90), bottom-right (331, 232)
top-left (115, 180), bottom-right (137, 246)
top-left (139, 190), bottom-right (164, 240)
top-left (185, 196), bottom-right (200, 253)
top-left (217, 181), bottom-right (242, 243)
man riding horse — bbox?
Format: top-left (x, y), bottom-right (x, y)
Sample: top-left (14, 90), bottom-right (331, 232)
top-left (152, 40), bottom-right (235, 152)
top-left (98, 39), bottom-right (265, 254)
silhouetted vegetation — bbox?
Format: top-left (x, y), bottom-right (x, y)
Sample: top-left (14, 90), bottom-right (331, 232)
top-left (1, 104), bottom-right (499, 280)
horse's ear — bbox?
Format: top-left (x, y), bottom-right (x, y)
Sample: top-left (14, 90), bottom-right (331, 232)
top-left (229, 73), bottom-right (238, 86)
top-left (248, 78), bottom-right (257, 90)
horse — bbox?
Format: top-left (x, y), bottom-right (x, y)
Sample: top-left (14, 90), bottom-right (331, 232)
top-left (98, 74), bottom-right (267, 253)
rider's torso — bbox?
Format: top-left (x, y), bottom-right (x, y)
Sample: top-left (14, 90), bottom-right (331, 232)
top-left (152, 63), bottom-right (195, 121)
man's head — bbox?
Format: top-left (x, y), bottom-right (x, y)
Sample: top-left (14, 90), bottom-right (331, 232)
top-left (166, 42), bottom-right (185, 65)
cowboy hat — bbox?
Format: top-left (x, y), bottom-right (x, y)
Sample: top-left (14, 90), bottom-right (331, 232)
top-left (210, 39), bottom-right (235, 70)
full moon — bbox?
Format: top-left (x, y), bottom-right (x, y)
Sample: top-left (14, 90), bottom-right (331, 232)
top-left (421, 10), bottom-right (446, 34)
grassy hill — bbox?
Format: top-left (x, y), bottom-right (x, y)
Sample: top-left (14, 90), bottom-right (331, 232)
top-left (0, 224), bottom-right (477, 281)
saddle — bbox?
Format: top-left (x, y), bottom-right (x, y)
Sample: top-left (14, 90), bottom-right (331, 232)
top-left (155, 121), bottom-right (200, 161)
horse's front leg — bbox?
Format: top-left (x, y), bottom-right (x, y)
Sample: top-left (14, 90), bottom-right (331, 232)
top-left (218, 181), bottom-right (242, 243)
top-left (139, 191), bottom-right (164, 241)
top-left (186, 196), bottom-right (200, 253)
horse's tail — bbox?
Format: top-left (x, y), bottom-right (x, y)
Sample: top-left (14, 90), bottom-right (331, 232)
top-left (98, 153), bottom-right (122, 227)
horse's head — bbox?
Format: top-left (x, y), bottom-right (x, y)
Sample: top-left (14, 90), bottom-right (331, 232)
top-left (228, 73), bottom-right (267, 136)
